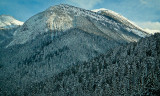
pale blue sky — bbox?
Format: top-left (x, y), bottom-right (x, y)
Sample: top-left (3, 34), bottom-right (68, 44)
top-left (0, 0), bottom-right (160, 30)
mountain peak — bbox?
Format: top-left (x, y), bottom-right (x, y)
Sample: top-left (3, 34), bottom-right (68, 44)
top-left (7, 5), bottom-right (148, 47)
top-left (46, 4), bottom-right (75, 11)
top-left (0, 15), bottom-right (23, 29)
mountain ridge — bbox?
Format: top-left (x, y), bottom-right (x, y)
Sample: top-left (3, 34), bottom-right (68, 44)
top-left (92, 8), bottom-right (148, 36)
top-left (7, 4), bottom-right (148, 47)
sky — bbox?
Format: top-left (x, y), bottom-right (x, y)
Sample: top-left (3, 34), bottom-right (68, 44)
top-left (0, 0), bottom-right (160, 31)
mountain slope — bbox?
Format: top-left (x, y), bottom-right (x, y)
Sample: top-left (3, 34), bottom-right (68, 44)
top-left (20, 33), bottom-right (160, 96)
top-left (0, 28), bottom-right (119, 95)
top-left (0, 4), bottom-right (151, 95)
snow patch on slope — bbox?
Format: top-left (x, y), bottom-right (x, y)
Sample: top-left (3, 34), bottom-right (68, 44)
top-left (46, 12), bottom-right (73, 31)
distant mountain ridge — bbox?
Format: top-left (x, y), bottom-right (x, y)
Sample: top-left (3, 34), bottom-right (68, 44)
top-left (0, 15), bottom-right (23, 29)
top-left (0, 15), bottom-right (23, 46)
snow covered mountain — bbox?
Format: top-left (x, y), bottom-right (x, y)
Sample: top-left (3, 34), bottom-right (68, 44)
top-left (0, 15), bottom-right (23, 29)
top-left (92, 8), bottom-right (148, 36)
top-left (0, 4), bottom-right (151, 95)
top-left (8, 4), bottom-right (148, 47)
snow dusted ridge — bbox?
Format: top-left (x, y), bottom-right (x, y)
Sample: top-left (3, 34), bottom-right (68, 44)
top-left (92, 8), bottom-right (148, 36)
top-left (92, 8), bottom-right (144, 30)
top-left (8, 4), bottom-right (149, 47)
top-left (0, 15), bottom-right (23, 29)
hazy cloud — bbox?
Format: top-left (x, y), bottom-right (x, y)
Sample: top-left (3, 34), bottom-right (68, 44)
top-left (136, 21), bottom-right (160, 33)
top-left (137, 22), bottom-right (160, 30)
top-left (68, 0), bottom-right (102, 9)
top-left (140, 0), bottom-right (160, 10)
top-left (140, 0), bottom-right (148, 4)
